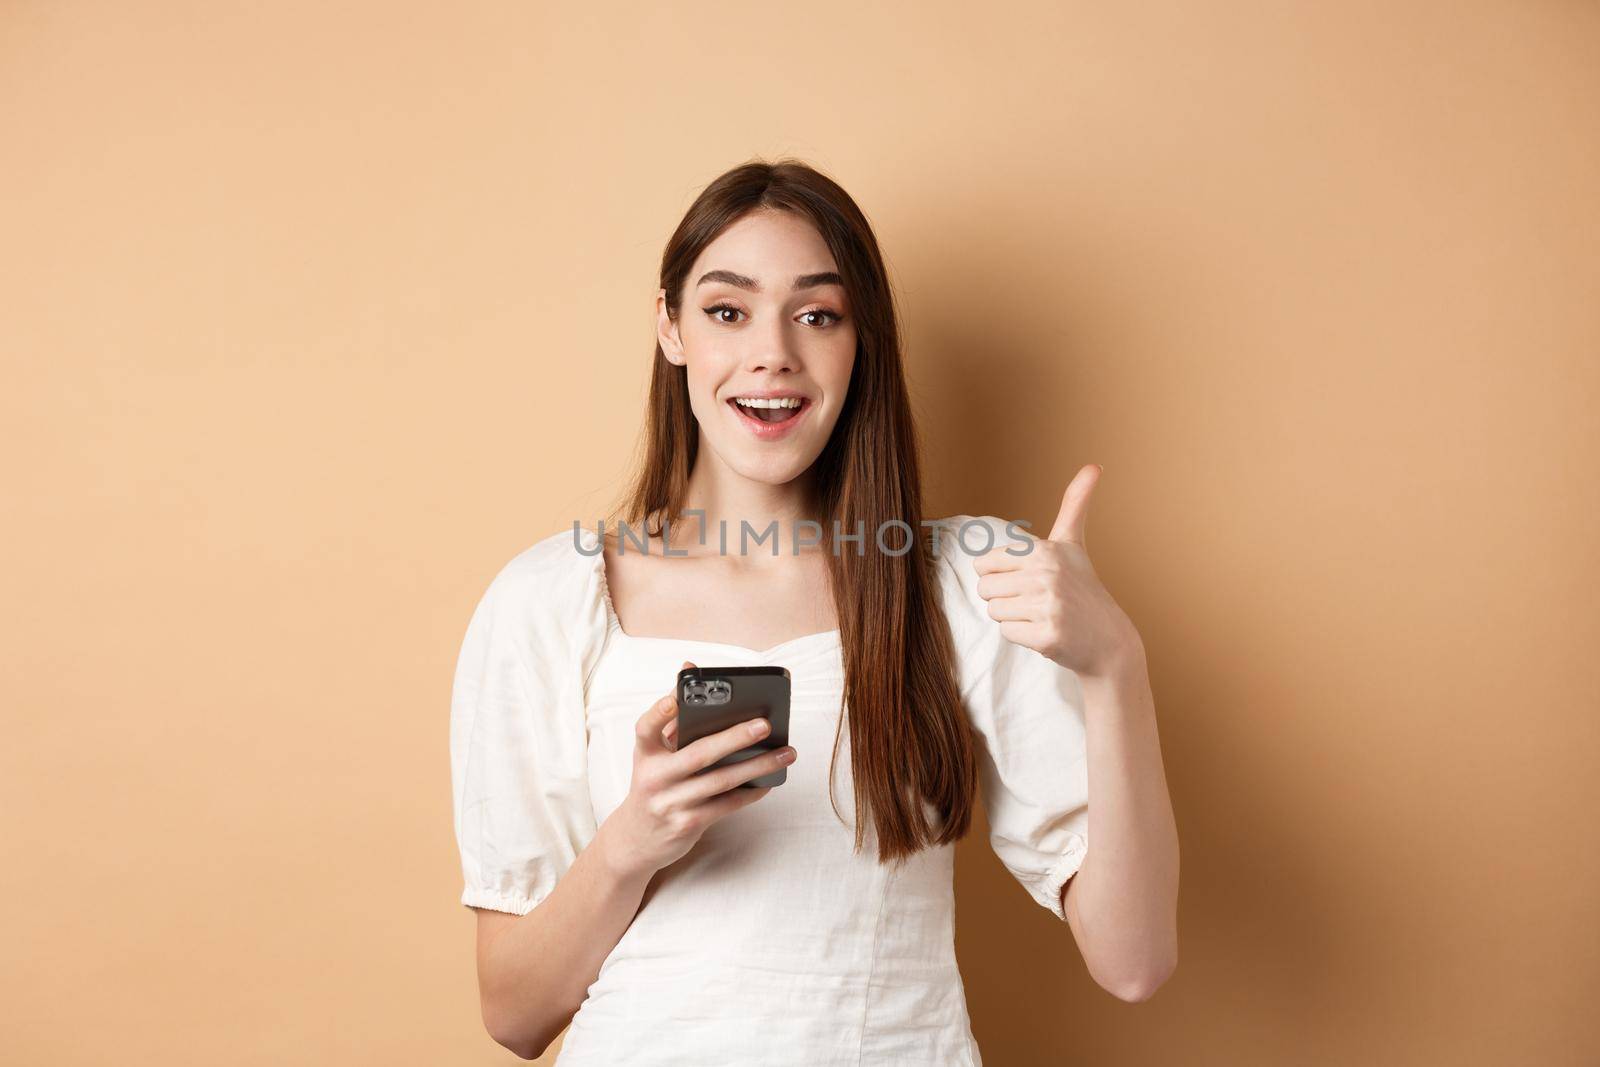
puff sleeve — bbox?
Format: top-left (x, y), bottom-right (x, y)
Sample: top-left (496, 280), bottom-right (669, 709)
top-left (449, 531), bottom-right (606, 916)
top-left (936, 514), bottom-right (1091, 922)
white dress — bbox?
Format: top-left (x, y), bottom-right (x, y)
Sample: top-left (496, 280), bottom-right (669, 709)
top-left (449, 515), bottom-right (1091, 1065)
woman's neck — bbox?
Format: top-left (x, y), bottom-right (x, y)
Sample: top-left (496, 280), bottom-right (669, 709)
top-left (668, 454), bottom-right (821, 559)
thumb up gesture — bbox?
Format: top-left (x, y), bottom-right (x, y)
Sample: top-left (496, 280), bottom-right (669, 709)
top-left (972, 464), bottom-right (1144, 679)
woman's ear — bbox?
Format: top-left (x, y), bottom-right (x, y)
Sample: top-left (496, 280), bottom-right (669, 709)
top-left (656, 288), bottom-right (686, 366)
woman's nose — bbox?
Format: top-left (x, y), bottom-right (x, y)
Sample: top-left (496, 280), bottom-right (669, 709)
top-left (743, 332), bottom-right (801, 374)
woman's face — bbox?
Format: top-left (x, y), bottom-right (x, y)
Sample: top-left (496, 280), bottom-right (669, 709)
top-left (657, 208), bottom-right (857, 489)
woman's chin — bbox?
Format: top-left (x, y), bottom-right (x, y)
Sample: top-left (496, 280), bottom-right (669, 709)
top-left (704, 438), bottom-right (821, 486)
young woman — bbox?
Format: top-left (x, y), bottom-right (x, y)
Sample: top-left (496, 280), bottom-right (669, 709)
top-left (449, 159), bottom-right (1179, 1063)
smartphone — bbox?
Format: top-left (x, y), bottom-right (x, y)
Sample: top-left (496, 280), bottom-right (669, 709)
top-left (675, 665), bottom-right (792, 788)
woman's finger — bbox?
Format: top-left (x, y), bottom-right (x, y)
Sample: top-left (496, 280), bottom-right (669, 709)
top-left (975, 569), bottom-right (1035, 601)
top-left (984, 594), bottom-right (1037, 623)
top-left (634, 691), bottom-right (678, 754)
top-left (662, 745), bottom-right (795, 808)
top-left (668, 714), bottom-right (774, 778)
top-left (694, 782), bottom-right (772, 821)
top-left (653, 660), bottom-right (695, 752)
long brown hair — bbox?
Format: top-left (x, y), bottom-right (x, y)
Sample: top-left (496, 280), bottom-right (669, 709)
top-left (605, 157), bottom-right (976, 865)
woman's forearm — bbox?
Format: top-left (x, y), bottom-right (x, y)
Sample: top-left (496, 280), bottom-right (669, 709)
top-left (1067, 642), bottom-right (1181, 1001)
top-left (478, 820), bottom-right (653, 1058)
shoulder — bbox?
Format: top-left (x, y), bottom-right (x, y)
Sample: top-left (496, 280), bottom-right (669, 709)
top-left (491, 524), bottom-right (601, 591)
top-left (469, 524), bottom-right (607, 640)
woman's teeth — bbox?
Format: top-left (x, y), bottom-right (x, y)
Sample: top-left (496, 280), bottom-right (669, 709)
top-left (733, 397), bottom-right (803, 423)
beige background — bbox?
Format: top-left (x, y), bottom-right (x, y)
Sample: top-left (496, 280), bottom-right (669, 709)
top-left (3, 2), bottom-right (1596, 1063)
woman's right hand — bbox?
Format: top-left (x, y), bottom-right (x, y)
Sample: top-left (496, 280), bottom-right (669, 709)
top-left (599, 660), bottom-right (796, 881)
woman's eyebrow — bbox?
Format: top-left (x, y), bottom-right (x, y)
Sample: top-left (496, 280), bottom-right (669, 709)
top-left (695, 269), bottom-right (844, 292)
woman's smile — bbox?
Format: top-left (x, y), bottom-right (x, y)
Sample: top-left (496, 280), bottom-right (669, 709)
top-left (725, 392), bottom-right (813, 440)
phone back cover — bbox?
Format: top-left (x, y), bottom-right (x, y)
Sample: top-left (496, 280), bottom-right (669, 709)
top-left (676, 666), bottom-right (791, 787)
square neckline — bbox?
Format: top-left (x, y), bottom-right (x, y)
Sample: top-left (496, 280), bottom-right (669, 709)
top-left (586, 528), bottom-right (842, 658)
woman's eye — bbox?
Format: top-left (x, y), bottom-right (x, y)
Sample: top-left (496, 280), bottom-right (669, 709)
top-left (800, 309), bottom-right (843, 328)
top-left (703, 303), bottom-right (744, 324)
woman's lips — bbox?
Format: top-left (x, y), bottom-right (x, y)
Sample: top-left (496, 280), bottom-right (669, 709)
top-left (726, 397), bottom-right (811, 441)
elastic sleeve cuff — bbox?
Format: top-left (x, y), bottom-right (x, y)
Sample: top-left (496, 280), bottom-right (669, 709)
top-left (1025, 833), bottom-right (1088, 922)
top-left (461, 886), bottom-right (542, 916)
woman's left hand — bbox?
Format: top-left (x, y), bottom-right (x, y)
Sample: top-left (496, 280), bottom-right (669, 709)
top-left (973, 464), bottom-right (1144, 679)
